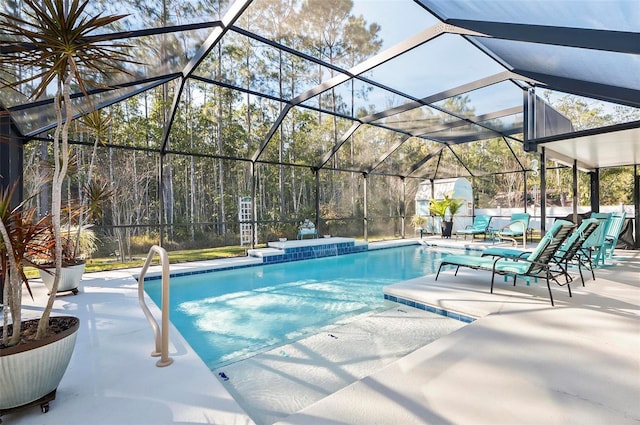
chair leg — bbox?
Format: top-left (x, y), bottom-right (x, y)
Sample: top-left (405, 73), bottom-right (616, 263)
top-left (577, 263), bottom-right (585, 286)
top-left (545, 274), bottom-right (555, 306)
top-left (587, 257), bottom-right (596, 281)
top-left (435, 264), bottom-right (444, 280)
top-left (595, 246), bottom-right (607, 267)
top-left (567, 258), bottom-right (584, 287)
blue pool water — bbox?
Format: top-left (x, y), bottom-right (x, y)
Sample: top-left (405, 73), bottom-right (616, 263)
top-left (145, 244), bottom-right (452, 369)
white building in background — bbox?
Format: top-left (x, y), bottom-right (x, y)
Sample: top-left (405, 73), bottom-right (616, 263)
top-left (415, 177), bottom-right (474, 234)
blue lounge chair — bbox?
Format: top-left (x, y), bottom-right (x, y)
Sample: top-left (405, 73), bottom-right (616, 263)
top-left (456, 215), bottom-right (492, 240)
top-left (435, 220), bottom-right (576, 306)
top-left (482, 218), bottom-right (603, 287)
top-left (584, 212), bottom-right (612, 267)
top-left (602, 211), bottom-right (626, 261)
top-left (496, 212), bottom-right (531, 247)
top-left (555, 218), bottom-right (604, 286)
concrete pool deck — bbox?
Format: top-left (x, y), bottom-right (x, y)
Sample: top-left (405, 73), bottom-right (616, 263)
top-left (3, 238), bottom-right (639, 424)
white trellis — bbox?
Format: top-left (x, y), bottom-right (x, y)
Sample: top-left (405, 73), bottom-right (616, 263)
top-left (238, 197), bottom-right (256, 246)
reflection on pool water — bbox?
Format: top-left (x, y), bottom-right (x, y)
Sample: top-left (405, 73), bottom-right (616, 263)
top-left (145, 244), bottom-right (455, 369)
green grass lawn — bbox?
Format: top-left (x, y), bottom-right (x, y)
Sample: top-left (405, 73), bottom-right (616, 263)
top-left (25, 245), bottom-right (252, 278)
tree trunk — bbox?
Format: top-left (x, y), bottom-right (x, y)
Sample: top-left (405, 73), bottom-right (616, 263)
top-left (38, 73), bottom-right (72, 339)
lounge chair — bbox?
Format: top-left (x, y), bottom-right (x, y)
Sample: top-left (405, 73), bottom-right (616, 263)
top-left (456, 215), bottom-right (492, 240)
top-left (583, 212), bottom-right (612, 267)
top-left (495, 212), bottom-right (531, 247)
top-left (555, 218), bottom-right (603, 286)
top-left (482, 218), bottom-right (603, 287)
top-left (435, 220), bottom-right (576, 306)
top-left (602, 211), bottom-right (626, 261)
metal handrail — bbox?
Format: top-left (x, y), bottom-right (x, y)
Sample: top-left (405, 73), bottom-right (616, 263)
top-left (497, 220), bottom-right (528, 248)
top-left (137, 245), bottom-right (173, 367)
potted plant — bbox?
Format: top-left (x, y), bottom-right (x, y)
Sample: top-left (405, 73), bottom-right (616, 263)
top-left (410, 214), bottom-right (428, 237)
top-left (0, 0), bottom-right (131, 415)
top-left (429, 194), bottom-right (465, 238)
top-left (35, 225), bottom-right (98, 295)
top-left (0, 184), bottom-right (79, 415)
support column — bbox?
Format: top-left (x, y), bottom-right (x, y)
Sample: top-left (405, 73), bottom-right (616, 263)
top-left (314, 168), bottom-right (320, 231)
top-left (539, 148), bottom-right (546, 234)
top-left (634, 165), bottom-right (639, 249)
top-left (590, 168), bottom-right (600, 213)
top-left (0, 111), bottom-right (24, 205)
top-left (159, 153), bottom-right (165, 247)
top-left (0, 111), bottom-right (23, 306)
top-left (572, 160), bottom-right (579, 223)
top-left (251, 161), bottom-right (256, 249)
top-left (471, 177), bottom-right (476, 215)
top-left (523, 170), bottom-right (528, 214)
top-left (523, 88), bottom-right (535, 152)
top-left (363, 173), bottom-right (368, 241)
top-left (401, 177), bottom-right (406, 239)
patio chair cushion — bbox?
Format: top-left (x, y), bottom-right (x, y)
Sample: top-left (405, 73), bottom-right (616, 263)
top-left (499, 213), bottom-right (530, 237)
top-left (457, 215), bottom-right (492, 235)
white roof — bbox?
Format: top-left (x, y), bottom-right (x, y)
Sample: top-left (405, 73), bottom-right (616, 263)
top-left (415, 178), bottom-right (473, 202)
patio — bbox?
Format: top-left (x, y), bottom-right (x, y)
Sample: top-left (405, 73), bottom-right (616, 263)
top-left (4, 238), bottom-right (639, 425)
top-left (0, 1), bottom-right (638, 423)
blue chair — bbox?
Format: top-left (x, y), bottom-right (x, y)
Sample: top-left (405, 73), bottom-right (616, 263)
top-left (496, 212), bottom-right (531, 247)
top-left (483, 218), bottom-right (603, 287)
top-left (584, 212), bottom-right (612, 267)
top-left (602, 211), bottom-right (626, 261)
top-left (436, 220), bottom-right (576, 306)
top-left (456, 215), bottom-right (492, 240)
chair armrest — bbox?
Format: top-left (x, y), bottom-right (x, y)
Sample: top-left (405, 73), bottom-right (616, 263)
top-left (497, 221), bottom-right (526, 234)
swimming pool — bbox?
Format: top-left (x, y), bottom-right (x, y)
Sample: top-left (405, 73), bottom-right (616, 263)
top-left (145, 244), bottom-right (453, 369)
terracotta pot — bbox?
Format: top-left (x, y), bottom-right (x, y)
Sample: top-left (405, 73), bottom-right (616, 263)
top-left (39, 263), bottom-right (85, 295)
top-left (0, 316), bottom-right (79, 410)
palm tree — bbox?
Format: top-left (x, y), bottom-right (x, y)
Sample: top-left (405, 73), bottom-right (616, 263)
top-left (0, 0), bottom-right (132, 340)
top-left (429, 194), bottom-right (465, 237)
top-left (429, 194), bottom-right (464, 222)
top-left (0, 184), bottom-right (55, 344)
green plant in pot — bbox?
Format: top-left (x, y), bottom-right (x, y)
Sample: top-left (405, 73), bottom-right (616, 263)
top-left (33, 180), bottom-right (106, 295)
top-left (0, 0), bottom-right (131, 415)
top-left (0, 184), bottom-right (79, 415)
top-left (429, 194), bottom-right (464, 238)
top-left (410, 215), bottom-right (428, 229)
top-left (410, 214), bottom-right (428, 237)
top-left (34, 224), bottom-right (98, 295)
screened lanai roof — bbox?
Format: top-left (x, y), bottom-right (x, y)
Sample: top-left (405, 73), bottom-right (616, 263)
top-left (1, 0), bottom-right (639, 175)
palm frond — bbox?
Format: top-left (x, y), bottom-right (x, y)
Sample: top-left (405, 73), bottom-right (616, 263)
top-left (0, 0), bottom-right (136, 102)
top-left (79, 110), bottom-right (112, 143)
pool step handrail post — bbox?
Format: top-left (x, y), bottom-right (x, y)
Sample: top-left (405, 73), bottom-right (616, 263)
top-left (137, 245), bottom-right (174, 367)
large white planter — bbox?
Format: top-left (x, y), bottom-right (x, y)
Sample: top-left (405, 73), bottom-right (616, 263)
top-left (0, 316), bottom-right (79, 412)
top-left (39, 263), bottom-right (85, 295)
